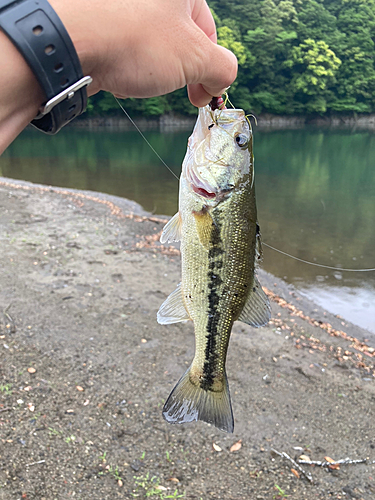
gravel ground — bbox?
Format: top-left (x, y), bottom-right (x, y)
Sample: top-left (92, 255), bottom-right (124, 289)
top-left (0, 178), bottom-right (374, 500)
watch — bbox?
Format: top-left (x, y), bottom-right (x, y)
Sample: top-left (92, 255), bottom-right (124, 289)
top-left (0, 0), bottom-right (92, 134)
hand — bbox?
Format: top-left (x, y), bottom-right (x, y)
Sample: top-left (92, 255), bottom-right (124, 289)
top-left (50, 0), bottom-right (238, 107)
top-left (0, 0), bottom-right (237, 153)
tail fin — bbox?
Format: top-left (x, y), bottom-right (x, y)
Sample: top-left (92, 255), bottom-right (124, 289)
top-left (162, 367), bottom-right (234, 433)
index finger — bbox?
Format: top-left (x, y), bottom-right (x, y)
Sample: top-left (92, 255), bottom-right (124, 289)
top-left (190, 0), bottom-right (217, 43)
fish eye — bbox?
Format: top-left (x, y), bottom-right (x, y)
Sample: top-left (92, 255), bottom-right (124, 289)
top-left (235, 133), bottom-right (248, 149)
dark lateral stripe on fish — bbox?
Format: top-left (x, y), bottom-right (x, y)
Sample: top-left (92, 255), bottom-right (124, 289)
top-left (201, 216), bottom-right (224, 390)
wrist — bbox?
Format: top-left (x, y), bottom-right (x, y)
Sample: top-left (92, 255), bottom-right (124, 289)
top-left (47, 0), bottom-right (104, 96)
top-left (0, 30), bottom-right (44, 153)
top-left (1, 0), bottom-right (94, 137)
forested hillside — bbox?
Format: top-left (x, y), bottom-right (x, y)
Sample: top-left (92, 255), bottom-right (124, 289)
top-left (88, 0), bottom-right (375, 117)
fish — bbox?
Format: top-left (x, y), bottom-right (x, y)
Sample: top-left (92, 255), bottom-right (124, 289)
top-left (157, 99), bottom-right (271, 433)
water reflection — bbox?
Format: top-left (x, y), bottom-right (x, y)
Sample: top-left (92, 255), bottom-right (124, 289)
top-left (0, 129), bottom-right (183, 216)
top-left (1, 127), bottom-right (374, 333)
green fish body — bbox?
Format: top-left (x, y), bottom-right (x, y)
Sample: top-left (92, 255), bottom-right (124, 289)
top-left (158, 105), bottom-right (270, 432)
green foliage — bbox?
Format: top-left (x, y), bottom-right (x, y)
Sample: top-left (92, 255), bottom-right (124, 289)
top-left (273, 484), bottom-right (289, 499)
top-left (0, 384), bottom-right (12, 395)
top-left (95, 92), bottom-right (121, 112)
top-left (217, 26), bottom-right (247, 65)
top-left (286, 39), bottom-right (341, 94)
top-left (88, 0), bottom-right (375, 117)
top-left (285, 38), bottom-right (341, 113)
top-left (140, 96), bottom-right (170, 116)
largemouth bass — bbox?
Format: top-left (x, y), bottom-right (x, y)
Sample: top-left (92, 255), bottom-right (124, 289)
top-left (157, 102), bottom-right (270, 433)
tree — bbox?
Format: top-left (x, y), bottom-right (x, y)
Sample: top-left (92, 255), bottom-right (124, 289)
top-left (217, 26), bottom-right (247, 66)
top-left (285, 39), bottom-right (341, 113)
top-left (86, 0), bottom-right (375, 117)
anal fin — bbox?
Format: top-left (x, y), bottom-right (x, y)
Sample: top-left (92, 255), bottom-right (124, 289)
top-left (157, 283), bottom-right (190, 324)
top-left (238, 276), bottom-right (271, 327)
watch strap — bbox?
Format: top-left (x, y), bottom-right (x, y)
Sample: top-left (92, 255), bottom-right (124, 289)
top-left (0, 0), bottom-right (91, 134)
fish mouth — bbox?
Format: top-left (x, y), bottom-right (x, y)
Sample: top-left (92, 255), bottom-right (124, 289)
top-left (182, 105), bottom-right (248, 202)
top-left (191, 184), bottom-right (234, 201)
top-left (186, 157), bottom-right (235, 201)
top-left (185, 158), bottom-right (217, 199)
top-left (191, 185), bottom-right (216, 199)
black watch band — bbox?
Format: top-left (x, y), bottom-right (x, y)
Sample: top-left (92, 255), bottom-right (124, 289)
top-left (0, 0), bottom-right (92, 134)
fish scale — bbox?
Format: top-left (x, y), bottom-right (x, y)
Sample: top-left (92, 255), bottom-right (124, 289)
top-left (183, 199), bottom-right (255, 376)
top-left (158, 103), bottom-right (271, 432)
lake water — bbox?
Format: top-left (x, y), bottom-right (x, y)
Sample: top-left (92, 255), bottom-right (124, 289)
top-left (1, 126), bottom-right (375, 334)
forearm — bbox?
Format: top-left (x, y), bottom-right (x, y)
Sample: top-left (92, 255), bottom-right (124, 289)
top-left (0, 0), bottom-right (100, 155)
top-left (0, 30), bottom-right (44, 154)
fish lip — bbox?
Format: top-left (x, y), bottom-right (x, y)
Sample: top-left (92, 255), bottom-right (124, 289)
top-left (191, 185), bottom-right (216, 199)
top-left (191, 184), bottom-right (234, 201)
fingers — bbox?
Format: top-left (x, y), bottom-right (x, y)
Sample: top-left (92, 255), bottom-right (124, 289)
top-left (184, 1), bottom-right (237, 107)
top-left (187, 43), bottom-right (238, 107)
top-left (187, 83), bottom-right (213, 108)
top-left (190, 0), bottom-right (217, 43)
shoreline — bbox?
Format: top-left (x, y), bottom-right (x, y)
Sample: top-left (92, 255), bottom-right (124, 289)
top-left (70, 112), bottom-right (375, 131)
top-left (1, 177), bottom-right (373, 341)
top-left (0, 178), bottom-right (374, 499)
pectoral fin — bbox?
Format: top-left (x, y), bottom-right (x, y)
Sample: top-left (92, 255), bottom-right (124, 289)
top-left (160, 212), bottom-right (182, 244)
top-left (238, 277), bottom-right (271, 327)
top-left (157, 283), bottom-right (190, 324)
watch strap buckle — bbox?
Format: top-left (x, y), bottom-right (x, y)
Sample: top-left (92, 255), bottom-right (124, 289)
top-left (36, 76), bottom-right (92, 117)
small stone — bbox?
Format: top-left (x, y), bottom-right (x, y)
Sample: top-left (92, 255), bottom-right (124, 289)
top-left (291, 468), bottom-right (300, 478)
top-left (230, 440), bottom-right (242, 452)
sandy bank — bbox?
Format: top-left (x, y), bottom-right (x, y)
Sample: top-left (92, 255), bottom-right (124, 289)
top-left (0, 178), bottom-right (374, 499)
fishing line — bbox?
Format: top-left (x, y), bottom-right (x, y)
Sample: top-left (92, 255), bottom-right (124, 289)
top-left (224, 93), bottom-right (235, 110)
top-left (263, 242), bottom-right (375, 272)
top-left (114, 95), bottom-right (375, 273)
top-left (114, 96), bottom-right (180, 181)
